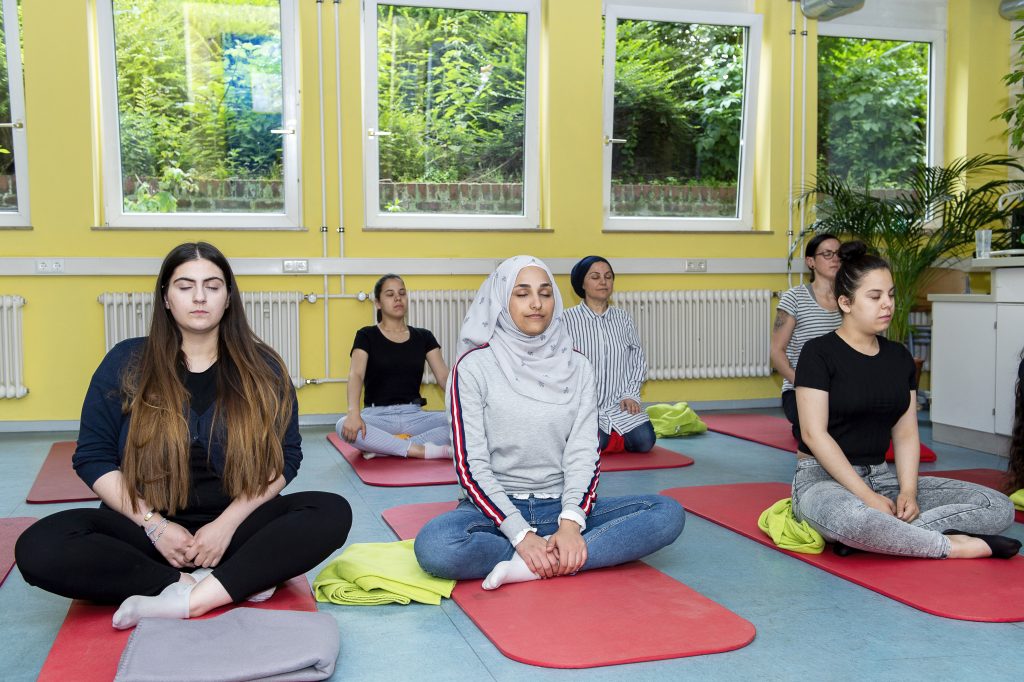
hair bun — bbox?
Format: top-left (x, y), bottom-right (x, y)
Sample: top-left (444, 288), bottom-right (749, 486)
top-left (838, 240), bottom-right (868, 262)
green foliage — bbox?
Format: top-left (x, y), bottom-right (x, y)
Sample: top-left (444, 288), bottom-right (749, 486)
top-left (377, 6), bottom-right (526, 184)
top-left (817, 36), bottom-right (929, 188)
top-left (999, 23), bottom-right (1024, 150)
top-left (612, 21), bottom-right (745, 185)
top-left (112, 0), bottom-right (283, 212)
top-left (797, 155), bottom-right (1024, 343)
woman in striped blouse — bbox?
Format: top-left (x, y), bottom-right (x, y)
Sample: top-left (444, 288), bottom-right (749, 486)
top-left (771, 234), bottom-right (842, 440)
top-left (563, 256), bottom-right (656, 453)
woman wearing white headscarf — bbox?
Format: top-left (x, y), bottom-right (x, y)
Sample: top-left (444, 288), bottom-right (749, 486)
top-left (414, 256), bottom-right (685, 589)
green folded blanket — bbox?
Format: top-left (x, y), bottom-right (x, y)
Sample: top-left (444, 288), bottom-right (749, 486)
top-left (645, 402), bottom-right (708, 437)
top-left (1011, 489), bottom-right (1024, 512)
top-left (313, 539), bottom-right (455, 606)
top-left (757, 498), bottom-right (824, 554)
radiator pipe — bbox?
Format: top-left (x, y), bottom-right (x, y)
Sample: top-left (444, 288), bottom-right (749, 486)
top-left (787, 0), bottom-right (797, 288)
top-left (797, 11), bottom-right (809, 286)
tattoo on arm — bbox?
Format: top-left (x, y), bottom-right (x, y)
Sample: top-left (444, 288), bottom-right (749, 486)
top-left (773, 310), bottom-right (791, 332)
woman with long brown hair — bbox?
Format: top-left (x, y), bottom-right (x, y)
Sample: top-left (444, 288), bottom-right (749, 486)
top-left (16, 242), bottom-right (351, 629)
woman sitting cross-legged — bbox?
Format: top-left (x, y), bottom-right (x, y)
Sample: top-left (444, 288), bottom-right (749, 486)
top-left (15, 242), bottom-right (352, 629)
top-left (414, 255), bottom-right (685, 589)
top-left (563, 255), bottom-right (656, 453)
top-left (793, 241), bottom-right (1019, 559)
top-left (337, 274), bottom-right (452, 459)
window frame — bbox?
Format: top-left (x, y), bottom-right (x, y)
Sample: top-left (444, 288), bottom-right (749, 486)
top-left (601, 5), bottom-right (762, 233)
top-left (816, 23), bottom-right (946, 177)
top-left (95, 0), bottom-right (302, 230)
top-left (0, 0), bottom-right (30, 229)
top-left (361, 0), bottom-right (540, 231)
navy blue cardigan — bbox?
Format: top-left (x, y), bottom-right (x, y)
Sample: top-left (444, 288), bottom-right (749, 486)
top-left (72, 338), bottom-right (302, 489)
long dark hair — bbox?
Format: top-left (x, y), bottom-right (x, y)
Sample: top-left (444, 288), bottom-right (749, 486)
top-left (1008, 355), bottom-right (1024, 492)
top-left (804, 233), bottom-right (839, 282)
top-left (373, 273), bottom-right (404, 323)
top-left (120, 242), bottom-right (293, 514)
top-left (834, 240), bottom-right (890, 310)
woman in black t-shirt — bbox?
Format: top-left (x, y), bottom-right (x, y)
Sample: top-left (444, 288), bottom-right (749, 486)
top-left (793, 241), bottom-right (1019, 559)
top-left (337, 274), bottom-right (452, 458)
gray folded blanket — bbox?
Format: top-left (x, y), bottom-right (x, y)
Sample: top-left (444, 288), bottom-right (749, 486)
top-left (114, 608), bottom-right (340, 682)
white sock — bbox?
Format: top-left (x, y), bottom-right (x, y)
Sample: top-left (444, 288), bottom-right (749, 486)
top-left (245, 585), bottom-right (277, 603)
top-left (482, 552), bottom-right (540, 590)
top-left (189, 567), bottom-right (213, 582)
top-left (190, 567), bottom-right (276, 602)
top-left (423, 443), bottom-right (453, 459)
top-left (113, 580), bottom-right (194, 630)
top-left (361, 452), bottom-right (377, 460)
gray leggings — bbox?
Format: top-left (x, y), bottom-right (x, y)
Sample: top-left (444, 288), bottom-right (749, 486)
top-left (335, 403), bottom-right (449, 457)
top-left (791, 459), bottom-right (1015, 558)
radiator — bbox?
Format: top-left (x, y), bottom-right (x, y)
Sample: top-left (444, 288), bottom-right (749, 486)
top-left (406, 288), bottom-right (772, 382)
top-left (98, 292), bottom-right (306, 387)
top-left (615, 289), bottom-right (772, 379)
top-left (0, 295), bottom-right (27, 398)
top-left (407, 289), bottom-right (477, 384)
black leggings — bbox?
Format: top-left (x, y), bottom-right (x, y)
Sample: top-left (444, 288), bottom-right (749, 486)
top-left (15, 491), bottom-right (351, 603)
top-left (781, 389), bottom-right (800, 442)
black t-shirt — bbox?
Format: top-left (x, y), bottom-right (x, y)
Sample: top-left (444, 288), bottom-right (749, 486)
top-left (794, 331), bottom-right (917, 466)
top-left (352, 325), bottom-right (441, 407)
top-left (176, 364), bottom-right (232, 527)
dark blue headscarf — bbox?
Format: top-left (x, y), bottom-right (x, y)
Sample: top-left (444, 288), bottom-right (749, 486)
top-left (570, 255), bottom-right (614, 298)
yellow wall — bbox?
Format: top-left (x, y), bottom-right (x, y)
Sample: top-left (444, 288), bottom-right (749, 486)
top-left (0, 1), bottom-right (1015, 424)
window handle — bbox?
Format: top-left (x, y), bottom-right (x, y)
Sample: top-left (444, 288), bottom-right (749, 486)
top-left (604, 135), bottom-right (626, 145)
top-left (270, 127), bottom-right (295, 135)
top-left (368, 128), bottom-right (392, 138)
top-left (0, 120), bottom-right (24, 129)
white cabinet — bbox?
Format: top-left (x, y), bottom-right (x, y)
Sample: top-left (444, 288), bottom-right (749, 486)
top-left (995, 304), bottom-right (1024, 435)
top-left (930, 260), bottom-right (1024, 453)
top-left (930, 302), bottom-right (996, 433)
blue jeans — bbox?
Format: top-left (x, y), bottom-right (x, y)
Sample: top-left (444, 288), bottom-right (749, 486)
top-left (598, 420), bottom-right (657, 453)
top-left (414, 494), bottom-right (685, 580)
top-left (792, 459), bottom-right (1015, 558)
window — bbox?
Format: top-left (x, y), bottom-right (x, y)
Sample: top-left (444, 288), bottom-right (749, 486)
top-left (0, 0), bottom-right (29, 228)
top-left (817, 27), bottom-right (942, 188)
top-left (602, 6), bottom-right (761, 231)
top-left (363, 0), bottom-right (540, 230)
top-left (817, 39), bottom-right (928, 187)
top-left (97, 0), bottom-right (299, 229)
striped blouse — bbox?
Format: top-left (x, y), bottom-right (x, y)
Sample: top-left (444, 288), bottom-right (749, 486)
top-left (562, 303), bottom-right (651, 435)
top-left (776, 284), bottom-right (842, 392)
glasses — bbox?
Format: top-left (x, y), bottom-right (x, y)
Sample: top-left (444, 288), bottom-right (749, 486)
top-left (815, 250), bottom-right (839, 260)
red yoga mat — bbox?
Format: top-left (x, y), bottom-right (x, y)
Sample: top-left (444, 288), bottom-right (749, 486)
top-left (26, 441), bottom-right (99, 504)
top-left (37, 575), bottom-right (317, 682)
top-left (701, 413), bottom-right (937, 462)
top-left (661, 482), bottom-right (1024, 622)
top-left (923, 469), bottom-right (1024, 523)
top-left (329, 433), bottom-right (693, 487)
top-left (0, 517), bottom-right (35, 586)
top-left (382, 501), bottom-right (755, 668)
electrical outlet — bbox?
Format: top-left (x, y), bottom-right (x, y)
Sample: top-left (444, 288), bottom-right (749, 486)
top-left (35, 259), bottom-right (65, 274)
top-left (684, 259), bottom-right (707, 273)
top-left (282, 259), bottom-right (309, 273)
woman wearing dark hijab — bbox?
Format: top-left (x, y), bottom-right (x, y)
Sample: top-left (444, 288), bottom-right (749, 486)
top-left (562, 256), bottom-right (656, 453)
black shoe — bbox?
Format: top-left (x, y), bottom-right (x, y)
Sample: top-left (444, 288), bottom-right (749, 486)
top-left (832, 542), bottom-right (860, 557)
top-left (943, 530), bottom-right (1022, 559)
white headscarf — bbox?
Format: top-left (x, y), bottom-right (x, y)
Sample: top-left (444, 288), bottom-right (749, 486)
top-left (457, 255), bottom-right (579, 404)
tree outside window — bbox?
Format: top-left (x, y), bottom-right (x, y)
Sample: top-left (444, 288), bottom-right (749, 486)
top-left (817, 36), bottom-right (930, 188)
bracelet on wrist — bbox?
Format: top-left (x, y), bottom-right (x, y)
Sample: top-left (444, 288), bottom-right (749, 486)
top-left (147, 518), bottom-right (170, 545)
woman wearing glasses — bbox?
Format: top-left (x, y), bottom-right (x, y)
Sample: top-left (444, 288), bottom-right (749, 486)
top-left (771, 234), bottom-right (842, 440)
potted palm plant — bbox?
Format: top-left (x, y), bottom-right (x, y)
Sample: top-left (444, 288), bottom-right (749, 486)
top-left (795, 154), bottom-right (1024, 345)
